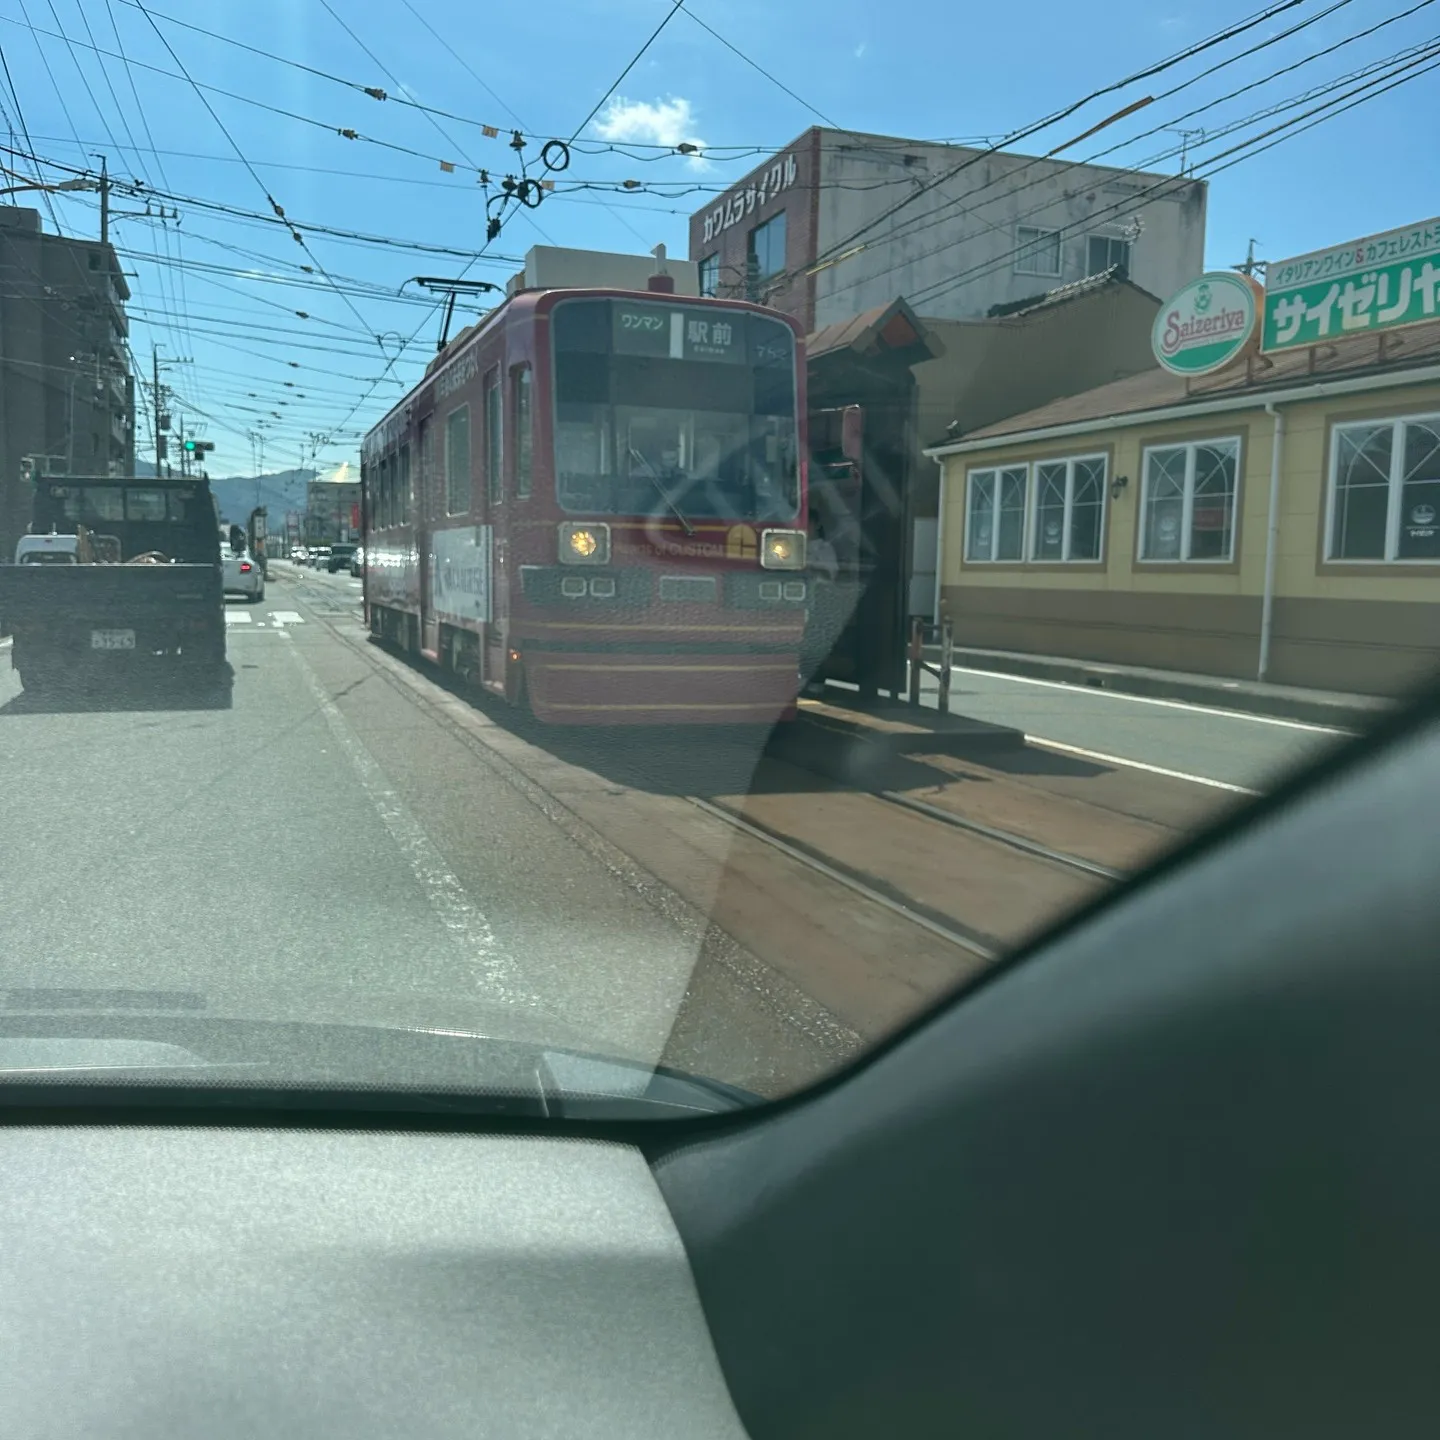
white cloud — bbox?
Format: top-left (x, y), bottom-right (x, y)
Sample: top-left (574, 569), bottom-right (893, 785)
top-left (594, 95), bottom-right (708, 167)
top-left (854, 41), bottom-right (868, 59)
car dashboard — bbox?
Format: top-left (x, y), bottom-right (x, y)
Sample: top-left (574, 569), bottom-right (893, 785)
top-left (0, 1127), bottom-right (749, 1439)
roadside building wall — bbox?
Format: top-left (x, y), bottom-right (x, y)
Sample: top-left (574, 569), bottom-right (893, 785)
top-left (813, 136), bottom-right (1206, 328)
top-left (935, 377), bottom-right (1440, 696)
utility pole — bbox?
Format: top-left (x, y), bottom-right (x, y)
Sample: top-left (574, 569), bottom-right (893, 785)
top-left (152, 348), bottom-right (163, 477)
top-left (98, 154), bottom-right (109, 247)
top-left (1234, 239), bottom-right (1265, 277)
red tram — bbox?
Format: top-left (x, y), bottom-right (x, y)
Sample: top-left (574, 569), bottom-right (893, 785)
top-left (360, 280), bottom-right (809, 724)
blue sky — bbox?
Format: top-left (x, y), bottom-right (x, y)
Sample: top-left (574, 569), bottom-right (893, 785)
top-left (1, 0), bottom-right (1435, 480)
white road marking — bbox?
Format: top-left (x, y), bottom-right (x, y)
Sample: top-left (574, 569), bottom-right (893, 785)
top-left (348, 580), bottom-right (363, 589)
top-left (283, 634), bottom-right (537, 1010)
top-left (268, 610), bottom-right (305, 627)
top-left (0, 636), bottom-right (11, 650)
top-left (945, 665), bottom-right (1355, 736)
top-left (224, 609), bottom-right (253, 625)
top-left (1027, 737), bottom-right (1261, 795)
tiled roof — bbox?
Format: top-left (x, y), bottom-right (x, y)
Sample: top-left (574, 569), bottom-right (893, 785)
top-left (951, 317), bottom-right (1440, 444)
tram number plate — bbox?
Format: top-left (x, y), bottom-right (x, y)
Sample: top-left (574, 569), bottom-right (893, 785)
top-left (91, 629), bottom-right (136, 650)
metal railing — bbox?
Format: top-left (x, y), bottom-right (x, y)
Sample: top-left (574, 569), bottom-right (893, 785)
top-left (908, 616), bottom-right (953, 713)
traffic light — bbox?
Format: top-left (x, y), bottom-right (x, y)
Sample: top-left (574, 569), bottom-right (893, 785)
top-left (183, 440), bottom-right (216, 455)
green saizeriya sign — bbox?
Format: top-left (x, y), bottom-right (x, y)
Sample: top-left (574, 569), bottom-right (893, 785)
top-left (1262, 218), bottom-right (1440, 353)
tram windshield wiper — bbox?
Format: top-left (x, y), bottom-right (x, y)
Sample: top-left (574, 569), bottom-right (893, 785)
top-left (628, 447), bottom-right (695, 536)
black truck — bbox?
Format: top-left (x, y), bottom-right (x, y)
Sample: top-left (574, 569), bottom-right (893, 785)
top-left (0, 475), bottom-right (229, 695)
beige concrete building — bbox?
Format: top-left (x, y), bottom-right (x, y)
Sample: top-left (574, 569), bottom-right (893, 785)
top-left (925, 320), bottom-right (1440, 697)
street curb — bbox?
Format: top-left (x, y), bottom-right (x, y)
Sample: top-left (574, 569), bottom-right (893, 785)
top-left (927, 647), bottom-right (1393, 730)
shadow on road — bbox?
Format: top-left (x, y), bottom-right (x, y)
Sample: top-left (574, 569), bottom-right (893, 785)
top-left (0, 664), bottom-right (234, 716)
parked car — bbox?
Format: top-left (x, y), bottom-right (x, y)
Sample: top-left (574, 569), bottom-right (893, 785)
top-left (349, 545), bottom-right (365, 578)
top-left (328, 543), bottom-right (357, 574)
top-left (221, 544), bottom-right (265, 603)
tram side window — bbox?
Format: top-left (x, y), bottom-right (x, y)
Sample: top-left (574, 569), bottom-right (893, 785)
top-left (419, 416), bottom-right (435, 519)
top-left (398, 443), bottom-right (412, 525)
top-left (377, 457), bottom-right (389, 530)
top-left (445, 405), bottom-right (470, 516)
top-left (485, 369), bottom-right (502, 505)
top-left (511, 366), bottom-right (533, 500)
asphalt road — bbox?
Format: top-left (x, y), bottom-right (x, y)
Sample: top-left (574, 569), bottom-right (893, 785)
top-left (907, 665), bottom-right (1353, 793)
top-left (0, 566), bottom-right (716, 1081)
top-left (0, 562), bottom-right (1342, 1100)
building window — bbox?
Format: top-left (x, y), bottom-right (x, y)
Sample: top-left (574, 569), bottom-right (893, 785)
top-left (1031, 455), bottom-right (1107, 561)
top-left (1087, 234), bottom-right (1131, 275)
top-left (965, 465), bottom-right (1029, 562)
top-left (698, 253), bottom-right (720, 297)
top-left (511, 366), bottom-right (533, 499)
top-left (485, 369), bottom-right (502, 503)
top-left (1139, 437), bottom-right (1241, 562)
top-left (1328, 413), bottom-right (1440, 562)
top-left (746, 213), bottom-right (787, 298)
top-left (445, 405), bottom-right (470, 515)
top-left (1015, 225), bottom-right (1062, 277)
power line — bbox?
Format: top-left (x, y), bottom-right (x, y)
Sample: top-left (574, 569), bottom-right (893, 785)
top-left (129, 0), bottom-right (383, 355)
top-left (314, 0), bottom-right (557, 248)
top-left (76, 0), bottom-right (190, 357)
top-left (396, 0), bottom-right (527, 128)
top-left (797, 0), bottom-right (1314, 280)
top-left (0, 42), bottom-right (63, 231)
top-left (678, 2), bottom-right (839, 128)
top-left (903, 36), bottom-right (1440, 314)
top-left (815, 25), bottom-right (1440, 311)
top-left (567, 0), bottom-right (686, 145)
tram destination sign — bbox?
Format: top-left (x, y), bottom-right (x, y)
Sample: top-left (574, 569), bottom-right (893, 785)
top-left (1262, 216), bottom-right (1440, 353)
top-left (613, 303), bottom-right (746, 363)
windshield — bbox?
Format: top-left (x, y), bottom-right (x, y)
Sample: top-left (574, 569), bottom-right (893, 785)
top-left (553, 297), bottom-right (799, 522)
top-left (0, 3), bottom-right (1425, 1122)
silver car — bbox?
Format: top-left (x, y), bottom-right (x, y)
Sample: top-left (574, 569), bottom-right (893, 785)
top-left (221, 545), bottom-right (265, 603)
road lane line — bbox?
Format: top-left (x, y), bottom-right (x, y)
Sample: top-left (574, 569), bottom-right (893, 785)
top-left (1026, 737), bottom-right (1261, 795)
top-left (224, 610), bottom-right (253, 625)
top-left (943, 665), bottom-right (1356, 735)
top-left (283, 634), bottom-right (538, 1011)
top-left (269, 610), bottom-right (304, 626)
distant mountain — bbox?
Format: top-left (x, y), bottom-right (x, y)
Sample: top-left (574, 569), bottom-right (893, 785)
top-left (209, 470), bottom-right (316, 524)
top-left (130, 462), bottom-right (317, 522)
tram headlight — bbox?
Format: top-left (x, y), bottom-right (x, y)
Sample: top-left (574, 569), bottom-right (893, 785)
top-left (760, 528), bottom-right (806, 570)
top-left (559, 521), bottom-right (610, 565)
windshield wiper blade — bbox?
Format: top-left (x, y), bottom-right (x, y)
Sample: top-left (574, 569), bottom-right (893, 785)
top-left (628, 447), bottom-right (694, 535)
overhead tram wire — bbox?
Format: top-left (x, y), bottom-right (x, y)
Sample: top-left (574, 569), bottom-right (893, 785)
top-left (331, 0), bottom-right (692, 441)
top-left (677, 1), bottom-right (842, 128)
top-left (131, 1), bottom-right (386, 359)
top-left (396, 0), bottom-right (526, 128)
top-left (314, 0), bottom-right (558, 247)
top-left (567, 0), bottom-right (686, 145)
top-left (0, 143), bottom-right (527, 264)
top-left (394, 0), bottom-right (649, 245)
